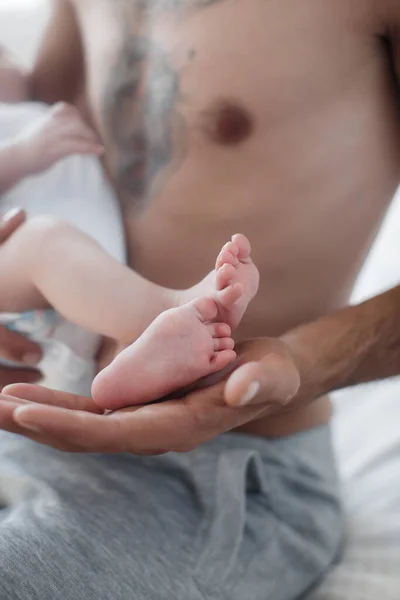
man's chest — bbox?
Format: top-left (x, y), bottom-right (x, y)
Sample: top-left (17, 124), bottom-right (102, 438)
top-left (86, 0), bottom-right (382, 145)
top-left (85, 0), bottom-right (378, 94)
top-left (79, 0), bottom-right (393, 216)
top-left (94, 0), bottom-right (400, 295)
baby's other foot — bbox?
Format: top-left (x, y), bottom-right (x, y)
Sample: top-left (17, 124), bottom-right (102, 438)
top-left (214, 234), bottom-right (259, 331)
top-left (182, 234), bottom-right (259, 332)
top-left (92, 297), bottom-right (236, 410)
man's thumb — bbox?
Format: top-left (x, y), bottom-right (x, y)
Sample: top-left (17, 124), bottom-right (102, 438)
top-left (224, 354), bottom-right (300, 408)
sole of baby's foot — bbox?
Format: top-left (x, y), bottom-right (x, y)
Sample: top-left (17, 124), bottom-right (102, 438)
top-left (213, 233), bottom-right (260, 331)
top-left (91, 297), bottom-right (236, 410)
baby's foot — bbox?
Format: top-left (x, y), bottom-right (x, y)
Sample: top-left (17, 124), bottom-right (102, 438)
top-left (214, 233), bottom-right (260, 330)
top-left (185, 234), bottom-right (259, 331)
top-left (92, 297), bottom-right (236, 410)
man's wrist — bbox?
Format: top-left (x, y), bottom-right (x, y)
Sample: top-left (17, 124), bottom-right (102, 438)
top-left (279, 307), bottom-right (359, 405)
top-left (279, 285), bottom-right (400, 404)
top-left (279, 328), bottom-right (320, 405)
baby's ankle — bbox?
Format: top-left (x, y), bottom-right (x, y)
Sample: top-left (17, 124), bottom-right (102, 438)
top-left (168, 288), bottom-right (186, 311)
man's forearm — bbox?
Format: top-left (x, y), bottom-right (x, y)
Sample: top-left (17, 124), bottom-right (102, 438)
top-left (282, 285), bottom-right (400, 402)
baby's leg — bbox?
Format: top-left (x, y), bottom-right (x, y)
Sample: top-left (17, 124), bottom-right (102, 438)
top-left (0, 222), bottom-right (50, 313)
top-left (0, 216), bottom-right (174, 342)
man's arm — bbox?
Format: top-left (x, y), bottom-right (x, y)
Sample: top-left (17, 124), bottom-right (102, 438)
top-left (224, 285), bottom-right (400, 408)
top-left (29, 0), bottom-right (84, 105)
top-left (280, 285), bottom-right (400, 403)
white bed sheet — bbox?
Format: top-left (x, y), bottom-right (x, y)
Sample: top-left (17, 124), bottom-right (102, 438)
top-left (310, 379), bottom-right (400, 599)
top-left (1, 2), bottom-right (400, 598)
top-left (311, 198), bottom-right (400, 597)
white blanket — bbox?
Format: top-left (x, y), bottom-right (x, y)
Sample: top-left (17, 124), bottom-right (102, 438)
top-left (311, 197), bottom-right (400, 598)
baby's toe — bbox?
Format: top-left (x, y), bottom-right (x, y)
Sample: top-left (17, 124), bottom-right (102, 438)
top-left (213, 337), bottom-right (235, 351)
top-left (216, 263), bottom-right (235, 291)
top-left (232, 233), bottom-right (251, 261)
top-left (208, 322), bottom-right (232, 338)
top-left (217, 282), bottom-right (243, 309)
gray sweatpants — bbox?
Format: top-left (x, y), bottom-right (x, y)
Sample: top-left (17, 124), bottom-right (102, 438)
top-left (0, 425), bottom-right (343, 600)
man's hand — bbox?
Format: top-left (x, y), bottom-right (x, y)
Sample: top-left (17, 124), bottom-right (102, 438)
top-left (0, 339), bottom-right (301, 454)
top-left (0, 209), bottom-right (42, 385)
top-left (15, 102), bottom-right (103, 175)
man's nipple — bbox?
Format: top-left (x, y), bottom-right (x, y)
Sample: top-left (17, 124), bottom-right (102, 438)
top-left (201, 99), bottom-right (254, 146)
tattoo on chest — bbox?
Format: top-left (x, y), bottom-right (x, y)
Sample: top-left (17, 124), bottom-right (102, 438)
top-left (104, 37), bottom-right (187, 211)
top-left (102, 0), bottom-right (226, 210)
top-left (112, 0), bottom-right (225, 11)
top-left (146, 0), bottom-right (224, 7)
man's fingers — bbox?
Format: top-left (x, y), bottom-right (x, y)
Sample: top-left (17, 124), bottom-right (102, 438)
top-left (12, 404), bottom-right (131, 453)
top-left (0, 398), bottom-right (64, 450)
top-left (0, 367), bottom-right (42, 387)
top-left (224, 354), bottom-right (300, 408)
top-left (0, 397), bottom-right (84, 451)
top-left (3, 384), bottom-right (103, 413)
top-left (0, 386), bottom-right (144, 453)
top-left (7, 393), bottom-right (227, 454)
top-left (0, 325), bottom-right (42, 364)
top-left (0, 397), bottom-right (31, 433)
top-left (2, 379), bottom-right (265, 456)
top-left (0, 208), bottom-right (26, 243)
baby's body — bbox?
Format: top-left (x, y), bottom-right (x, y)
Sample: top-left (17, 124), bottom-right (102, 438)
top-left (0, 48), bottom-right (259, 408)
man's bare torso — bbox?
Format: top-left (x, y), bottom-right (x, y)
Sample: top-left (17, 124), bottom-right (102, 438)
top-left (70, 0), bottom-right (400, 436)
